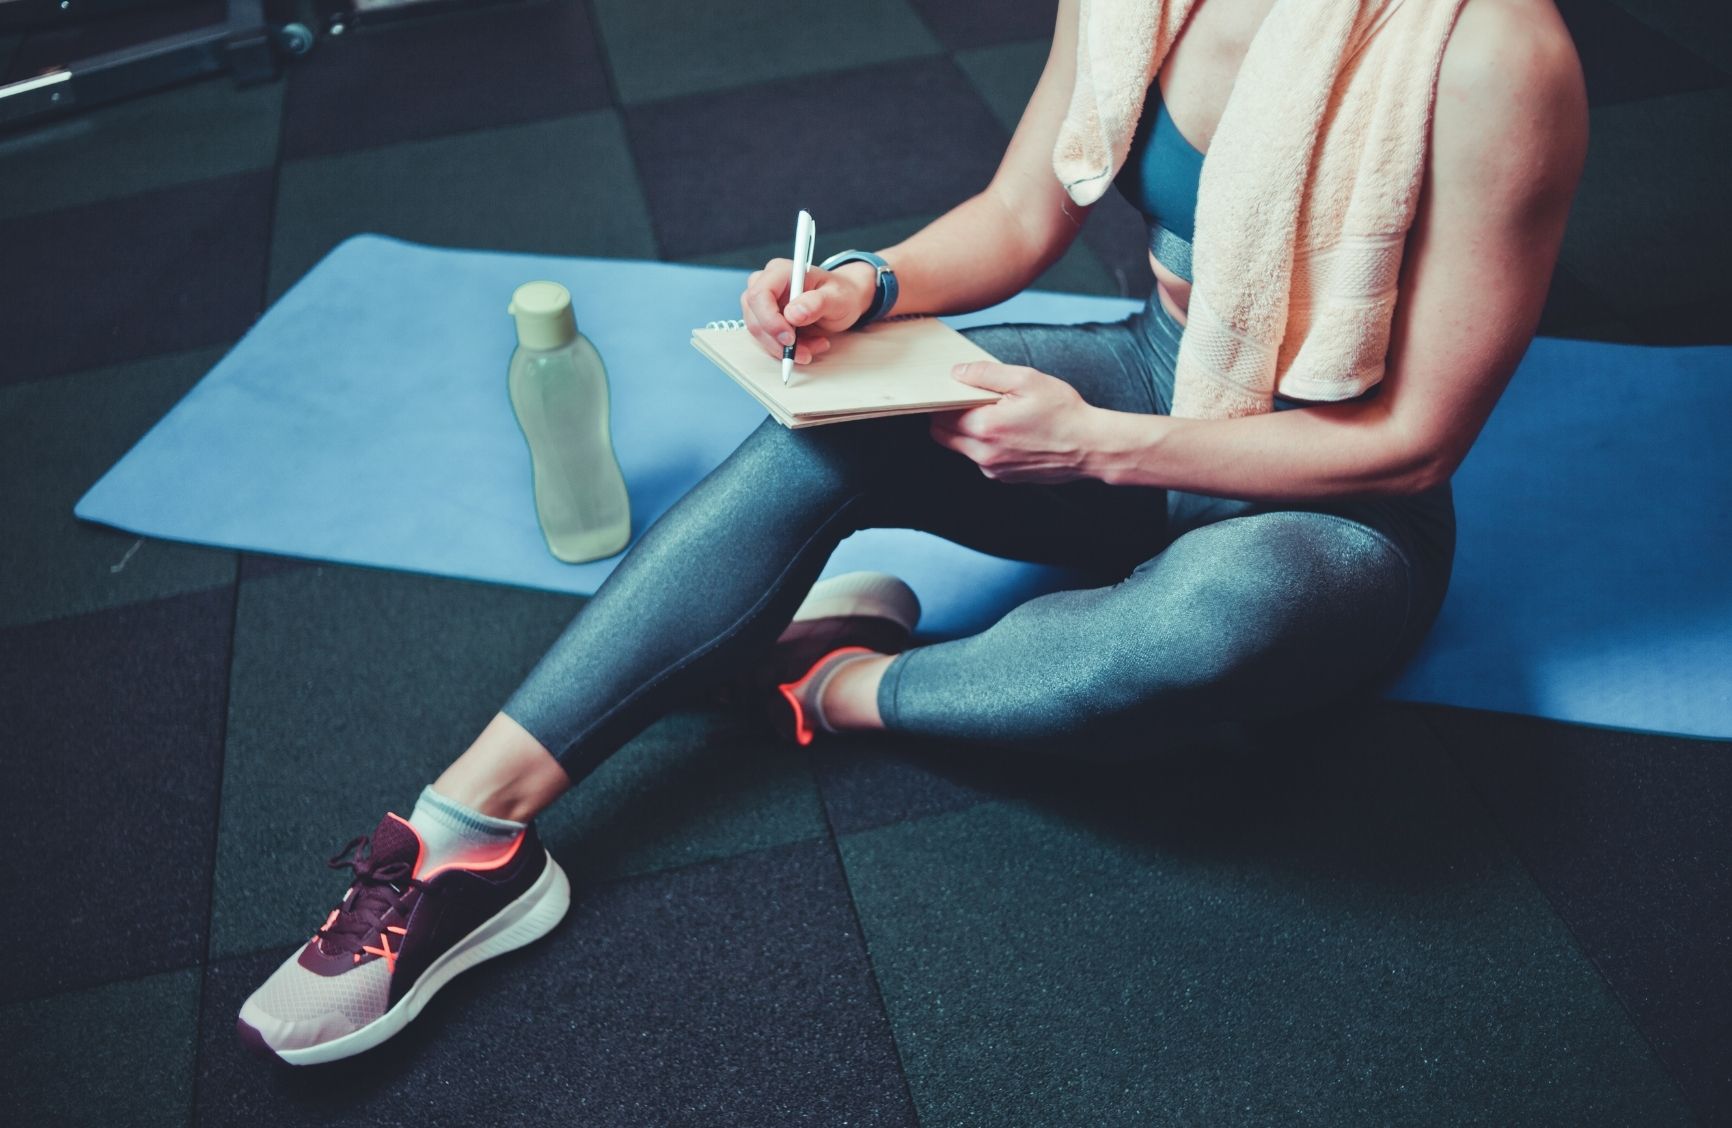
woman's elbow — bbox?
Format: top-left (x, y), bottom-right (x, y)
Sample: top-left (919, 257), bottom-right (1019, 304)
top-left (1381, 442), bottom-right (1456, 496)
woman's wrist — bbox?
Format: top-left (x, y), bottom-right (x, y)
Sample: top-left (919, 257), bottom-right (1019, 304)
top-left (830, 261), bottom-right (881, 324)
top-left (1083, 409), bottom-right (1168, 487)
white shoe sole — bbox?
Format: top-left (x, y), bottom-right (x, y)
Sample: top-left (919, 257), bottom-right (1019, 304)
top-left (792, 571), bottom-right (920, 632)
top-left (265, 852), bottom-right (572, 1066)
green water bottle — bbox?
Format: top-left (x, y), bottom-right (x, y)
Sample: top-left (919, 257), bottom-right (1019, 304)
top-left (506, 281), bottom-right (631, 563)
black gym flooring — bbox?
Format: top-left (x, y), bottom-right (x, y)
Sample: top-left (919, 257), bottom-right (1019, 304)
top-left (1, 1), bottom-right (1729, 1124)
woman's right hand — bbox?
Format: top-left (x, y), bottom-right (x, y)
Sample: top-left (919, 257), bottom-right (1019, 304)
top-left (740, 258), bottom-right (877, 365)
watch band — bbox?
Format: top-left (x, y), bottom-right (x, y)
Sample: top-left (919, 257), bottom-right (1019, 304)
top-left (818, 249), bottom-right (898, 329)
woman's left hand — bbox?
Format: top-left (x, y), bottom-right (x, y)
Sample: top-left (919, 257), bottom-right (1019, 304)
top-left (928, 361), bottom-right (1104, 484)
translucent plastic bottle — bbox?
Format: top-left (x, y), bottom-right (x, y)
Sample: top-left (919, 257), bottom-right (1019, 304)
top-left (506, 281), bottom-right (631, 563)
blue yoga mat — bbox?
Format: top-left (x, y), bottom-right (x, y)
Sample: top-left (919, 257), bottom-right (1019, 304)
top-left (78, 235), bottom-right (1731, 740)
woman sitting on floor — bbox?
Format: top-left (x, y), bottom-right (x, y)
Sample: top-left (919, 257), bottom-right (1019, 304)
top-left (236, 0), bottom-right (1588, 1066)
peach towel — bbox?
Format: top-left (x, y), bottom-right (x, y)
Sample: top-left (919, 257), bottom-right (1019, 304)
top-left (1053, 0), bottom-right (1468, 418)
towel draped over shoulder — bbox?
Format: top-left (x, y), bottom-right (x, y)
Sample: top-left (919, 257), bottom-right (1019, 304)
top-left (1052, 0), bottom-right (1469, 417)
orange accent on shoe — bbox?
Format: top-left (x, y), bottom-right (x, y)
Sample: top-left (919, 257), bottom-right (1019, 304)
top-left (775, 645), bottom-right (876, 746)
top-left (352, 953), bottom-right (361, 965)
top-left (385, 811), bottom-right (428, 878)
top-left (361, 931), bottom-right (397, 974)
top-left (419, 830), bottom-right (528, 882)
top-left (319, 910), bottom-right (339, 933)
top-left (386, 925), bottom-right (407, 936)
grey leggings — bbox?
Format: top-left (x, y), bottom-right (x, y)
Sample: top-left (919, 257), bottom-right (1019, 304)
top-left (504, 289), bottom-right (1456, 777)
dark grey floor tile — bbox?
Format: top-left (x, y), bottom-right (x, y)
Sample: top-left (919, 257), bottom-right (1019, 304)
top-left (538, 705), bottom-right (829, 887)
top-left (0, 347), bottom-right (237, 629)
top-left (210, 563), bottom-right (827, 959)
top-left (1628, 296), bottom-right (1732, 345)
top-left (1558, 0), bottom-right (1728, 106)
top-left (238, 551), bottom-right (320, 583)
top-left (684, 212), bottom-right (941, 274)
top-left (1537, 263), bottom-right (1639, 341)
top-left (267, 111), bottom-right (656, 300)
top-left (0, 170), bottom-right (272, 384)
top-left (953, 38), bottom-right (1047, 135)
top-left (1559, 88), bottom-right (1732, 314)
top-left (907, 0), bottom-right (1058, 50)
top-left (1608, 0), bottom-right (1732, 76)
top-left (195, 840), bottom-right (917, 1126)
top-left (810, 728), bottom-right (997, 837)
top-left (0, 73), bottom-right (282, 220)
top-left (839, 703), bottom-right (1694, 1127)
top-left (592, 0), bottom-right (939, 105)
top-left (282, 0), bottom-right (610, 159)
top-left (0, 587), bottom-right (233, 1003)
top-left (1424, 706), bottom-right (1732, 1127)
top-left (0, 967), bottom-right (200, 1127)
top-left (625, 57), bottom-right (1007, 260)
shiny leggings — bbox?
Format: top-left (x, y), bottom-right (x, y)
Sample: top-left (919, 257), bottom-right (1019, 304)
top-left (503, 290), bottom-right (1456, 778)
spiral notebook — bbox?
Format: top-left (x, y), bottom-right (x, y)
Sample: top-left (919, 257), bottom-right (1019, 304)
top-left (690, 314), bottom-right (1002, 428)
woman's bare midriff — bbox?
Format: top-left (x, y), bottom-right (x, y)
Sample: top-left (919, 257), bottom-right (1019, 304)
top-left (1150, 251), bottom-right (1191, 327)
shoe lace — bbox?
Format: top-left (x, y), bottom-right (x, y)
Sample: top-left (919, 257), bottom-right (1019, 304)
top-left (320, 835), bottom-right (426, 956)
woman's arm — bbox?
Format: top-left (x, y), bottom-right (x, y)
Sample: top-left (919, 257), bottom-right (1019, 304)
top-left (757, 0), bottom-right (1092, 353)
top-left (939, 0), bottom-right (1590, 502)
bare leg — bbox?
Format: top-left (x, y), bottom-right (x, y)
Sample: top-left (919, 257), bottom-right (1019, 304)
top-left (431, 713), bottom-right (570, 823)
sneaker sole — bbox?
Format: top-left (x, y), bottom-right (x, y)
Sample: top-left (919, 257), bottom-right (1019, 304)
top-left (250, 851), bottom-right (572, 1066)
top-left (792, 572), bottom-right (919, 632)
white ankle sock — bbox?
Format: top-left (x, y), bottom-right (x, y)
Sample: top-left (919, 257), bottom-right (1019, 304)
top-left (407, 785), bottom-right (526, 872)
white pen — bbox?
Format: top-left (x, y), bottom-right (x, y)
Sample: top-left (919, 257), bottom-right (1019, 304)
top-left (782, 209), bottom-right (815, 385)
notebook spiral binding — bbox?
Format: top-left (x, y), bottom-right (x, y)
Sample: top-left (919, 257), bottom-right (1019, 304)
top-left (703, 313), bottom-right (926, 330)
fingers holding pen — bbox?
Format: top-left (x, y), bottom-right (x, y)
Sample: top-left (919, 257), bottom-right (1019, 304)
top-left (742, 260), bottom-right (835, 364)
top-left (742, 265), bottom-right (795, 359)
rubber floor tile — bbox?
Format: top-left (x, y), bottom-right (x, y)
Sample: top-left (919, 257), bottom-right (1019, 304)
top-left (1609, 0), bottom-right (1732, 72)
top-left (953, 39), bottom-right (1049, 136)
top-left (0, 966), bottom-right (200, 1127)
top-left (591, 0), bottom-right (939, 106)
top-left (210, 564), bottom-right (827, 959)
top-left (267, 111), bottom-right (656, 300)
top-left (0, 347), bottom-right (236, 630)
top-left (1536, 263), bottom-right (1639, 342)
top-left (1556, 0), bottom-right (1728, 107)
top-left (838, 703), bottom-right (1694, 1127)
top-left (1628, 295), bottom-right (1732, 346)
top-left (684, 209), bottom-right (1121, 298)
top-left (281, 0), bottom-right (610, 160)
top-left (906, 0), bottom-right (1059, 50)
top-left (0, 170), bottom-right (272, 384)
top-left (0, 75), bottom-right (283, 220)
top-left (623, 56), bottom-right (1006, 259)
top-left (1427, 706), bottom-right (1732, 1127)
top-left (195, 840), bottom-right (916, 1127)
top-left (1559, 88), bottom-right (1732, 314)
top-left (0, 588), bottom-right (233, 1003)
top-left (537, 705), bottom-right (829, 887)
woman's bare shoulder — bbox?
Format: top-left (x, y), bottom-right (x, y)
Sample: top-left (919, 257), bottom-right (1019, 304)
top-left (1431, 0), bottom-right (1589, 208)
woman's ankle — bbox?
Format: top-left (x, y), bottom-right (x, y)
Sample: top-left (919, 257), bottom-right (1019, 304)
top-left (431, 713), bottom-right (570, 822)
top-left (816, 652), bottom-right (893, 731)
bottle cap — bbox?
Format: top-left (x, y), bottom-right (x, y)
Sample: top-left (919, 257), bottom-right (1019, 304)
top-left (508, 281), bottom-right (578, 349)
